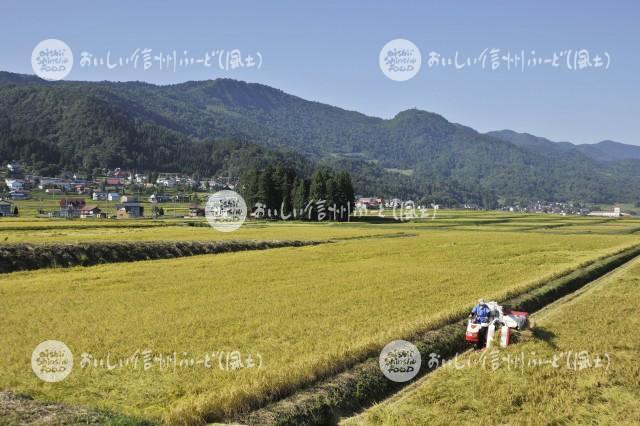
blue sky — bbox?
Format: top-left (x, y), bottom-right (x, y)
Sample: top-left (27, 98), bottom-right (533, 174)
top-left (2, 0), bottom-right (639, 144)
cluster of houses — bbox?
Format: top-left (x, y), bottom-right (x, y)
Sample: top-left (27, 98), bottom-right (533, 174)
top-left (34, 196), bottom-right (207, 220)
top-left (106, 169), bottom-right (236, 190)
top-left (0, 162), bottom-right (241, 220)
top-left (50, 196), bottom-right (145, 219)
top-left (4, 175), bottom-right (93, 200)
top-left (92, 192), bottom-right (121, 201)
top-left (500, 201), bottom-right (626, 217)
top-left (501, 201), bottom-right (584, 215)
top-left (1, 162), bottom-right (237, 201)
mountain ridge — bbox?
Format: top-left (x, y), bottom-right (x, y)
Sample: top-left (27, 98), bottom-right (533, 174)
top-left (487, 129), bottom-right (640, 162)
top-left (0, 71), bottom-right (638, 205)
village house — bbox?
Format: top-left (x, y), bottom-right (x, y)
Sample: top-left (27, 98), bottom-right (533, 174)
top-left (59, 198), bottom-right (86, 218)
top-left (93, 192), bottom-right (107, 201)
top-left (111, 168), bottom-right (131, 179)
top-left (134, 173), bottom-right (148, 184)
top-left (188, 203), bottom-right (205, 217)
top-left (157, 177), bottom-right (177, 188)
top-left (356, 197), bottom-right (385, 209)
top-left (75, 184), bottom-right (90, 194)
top-left (149, 193), bottom-right (171, 203)
top-left (4, 179), bottom-right (24, 191)
top-left (39, 177), bottom-right (73, 191)
top-left (80, 205), bottom-right (102, 218)
top-left (107, 193), bottom-right (121, 202)
top-left (184, 177), bottom-right (198, 188)
top-left (0, 200), bottom-right (14, 217)
top-left (115, 202), bottom-right (144, 219)
top-left (7, 162), bottom-right (21, 174)
top-left (104, 177), bottom-right (125, 187)
top-left (588, 206), bottom-right (622, 218)
top-left (9, 191), bottom-right (29, 200)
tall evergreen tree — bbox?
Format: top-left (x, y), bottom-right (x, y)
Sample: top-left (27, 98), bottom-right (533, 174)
top-left (291, 177), bottom-right (309, 217)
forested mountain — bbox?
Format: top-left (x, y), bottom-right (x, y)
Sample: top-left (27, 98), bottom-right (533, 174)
top-left (488, 130), bottom-right (640, 163)
top-left (0, 71), bottom-right (638, 205)
top-left (576, 140), bottom-right (640, 162)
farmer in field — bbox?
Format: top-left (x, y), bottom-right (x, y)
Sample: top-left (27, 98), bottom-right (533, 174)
top-left (469, 298), bottom-right (490, 323)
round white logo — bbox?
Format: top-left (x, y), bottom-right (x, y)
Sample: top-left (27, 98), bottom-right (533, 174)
top-left (31, 39), bottom-right (74, 81)
top-left (31, 340), bottom-right (73, 382)
top-left (379, 340), bottom-right (421, 382)
top-left (379, 39), bottom-right (421, 82)
top-left (205, 190), bottom-right (247, 232)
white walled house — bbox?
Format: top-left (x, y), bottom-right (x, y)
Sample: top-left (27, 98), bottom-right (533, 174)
top-left (0, 200), bottom-right (15, 216)
top-left (4, 179), bottom-right (24, 191)
top-left (588, 207), bottom-right (622, 218)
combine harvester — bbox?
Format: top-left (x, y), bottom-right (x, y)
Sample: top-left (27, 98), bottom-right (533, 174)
top-left (465, 301), bottom-right (529, 349)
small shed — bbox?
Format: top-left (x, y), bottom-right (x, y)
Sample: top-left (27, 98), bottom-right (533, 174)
top-left (0, 200), bottom-right (14, 216)
top-left (115, 203), bottom-right (144, 219)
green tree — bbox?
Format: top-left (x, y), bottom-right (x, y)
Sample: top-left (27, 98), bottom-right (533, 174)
top-left (291, 177), bottom-right (309, 217)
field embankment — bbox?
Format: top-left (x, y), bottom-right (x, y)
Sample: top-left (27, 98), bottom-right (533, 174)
top-left (0, 221), bottom-right (406, 244)
top-left (0, 240), bottom-right (323, 274)
top-left (0, 391), bottom-right (151, 426)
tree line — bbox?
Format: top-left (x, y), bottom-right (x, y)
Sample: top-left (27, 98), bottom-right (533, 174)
top-left (239, 165), bottom-right (355, 221)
